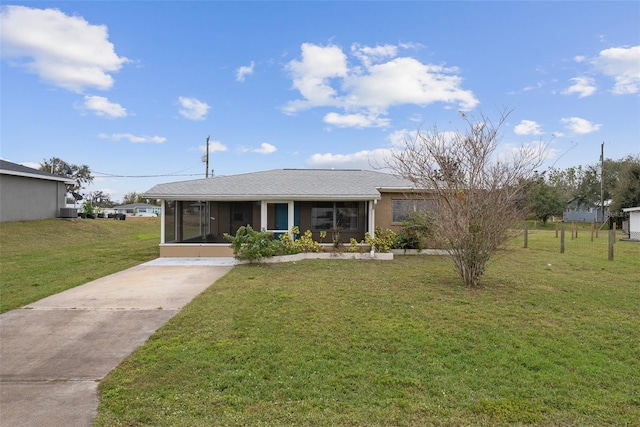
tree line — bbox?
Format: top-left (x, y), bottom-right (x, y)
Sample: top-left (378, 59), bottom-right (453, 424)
top-left (523, 155), bottom-right (640, 224)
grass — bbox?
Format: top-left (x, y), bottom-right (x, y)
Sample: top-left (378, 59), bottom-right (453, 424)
top-left (94, 230), bottom-right (640, 426)
top-left (0, 217), bottom-right (160, 313)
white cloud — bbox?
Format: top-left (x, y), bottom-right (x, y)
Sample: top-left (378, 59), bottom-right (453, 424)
top-left (21, 161), bottom-right (41, 170)
top-left (514, 120), bottom-right (543, 136)
top-left (521, 81), bottom-right (545, 92)
top-left (351, 43), bottom-right (397, 68)
top-left (284, 43), bottom-right (348, 113)
top-left (283, 43), bottom-right (478, 128)
top-left (0, 5), bottom-right (128, 92)
top-left (562, 77), bottom-right (597, 98)
top-left (560, 117), bottom-right (602, 134)
top-left (81, 95), bottom-right (127, 118)
top-left (323, 112), bottom-right (390, 128)
top-left (236, 61), bottom-right (255, 82)
top-left (574, 55), bottom-right (587, 63)
top-left (178, 96), bottom-right (210, 120)
top-left (252, 143), bottom-right (277, 154)
top-left (500, 141), bottom-right (556, 164)
top-left (99, 133), bottom-right (166, 143)
top-left (593, 45), bottom-right (640, 94)
top-left (307, 148), bottom-right (394, 170)
top-left (388, 129), bottom-right (419, 147)
top-left (199, 140), bottom-right (227, 153)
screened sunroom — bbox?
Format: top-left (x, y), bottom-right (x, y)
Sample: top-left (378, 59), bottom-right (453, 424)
top-left (144, 169), bottom-right (417, 257)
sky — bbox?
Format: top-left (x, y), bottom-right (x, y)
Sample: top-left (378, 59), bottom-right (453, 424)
top-left (1, 1), bottom-right (639, 203)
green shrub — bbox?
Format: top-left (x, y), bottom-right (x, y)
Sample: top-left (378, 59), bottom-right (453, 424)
top-left (274, 232), bottom-right (301, 256)
top-left (347, 238), bottom-right (360, 253)
top-left (224, 225), bottom-right (279, 261)
top-left (365, 227), bottom-right (397, 253)
top-left (278, 227), bottom-right (323, 253)
top-left (295, 229), bottom-right (324, 253)
top-left (82, 201), bottom-right (96, 219)
top-left (395, 211), bottom-right (435, 250)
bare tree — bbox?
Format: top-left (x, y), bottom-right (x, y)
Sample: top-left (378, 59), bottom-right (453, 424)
top-left (386, 110), bottom-right (546, 287)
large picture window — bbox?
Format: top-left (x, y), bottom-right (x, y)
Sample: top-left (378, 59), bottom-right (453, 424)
top-left (312, 202), bottom-right (359, 231)
top-left (392, 199), bottom-right (437, 223)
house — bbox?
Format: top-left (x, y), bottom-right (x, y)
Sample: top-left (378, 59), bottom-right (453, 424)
top-left (113, 203), bottom-right (161, 217)
top-left (0, 159), bottom-right (76, 223)
top-left (622, 207), bottom-right (640, 241)
top-left (563, 198), bottom-right (611, 223)
top-left (144, 169), bottom-right (436, 257)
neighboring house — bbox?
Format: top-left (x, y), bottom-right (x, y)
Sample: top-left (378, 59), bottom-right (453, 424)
top-left (0, 159), bottom-right (76, 223)
top-left (144, 169), bottom-right (436, 257)
top-left (622, 207), bottom-right (640, 241)
top-left (113, 203), bottom-right (161, 217)
top-left (563, 198), bottom-right (611, 223)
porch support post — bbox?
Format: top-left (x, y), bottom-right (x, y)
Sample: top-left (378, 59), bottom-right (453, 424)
top-left (368, 199), bottom-right (376, 238)
top-left (160, 199), bottom-right (166, 244)
top-left (288, 201), bottom-right (295, 238)
top-left (260, 200), bottom-right (267, 231)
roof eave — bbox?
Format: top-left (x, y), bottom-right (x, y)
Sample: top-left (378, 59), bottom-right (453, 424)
top-left (1, 169), bottom-right (76, 185)
top-left (144, 194), bottom-right (380, 201)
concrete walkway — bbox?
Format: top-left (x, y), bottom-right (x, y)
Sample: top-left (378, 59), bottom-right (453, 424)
top-left (0, 259), bottom-right (234, 427)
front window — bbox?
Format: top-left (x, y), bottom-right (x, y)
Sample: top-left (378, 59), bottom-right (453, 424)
top-left (392, 199), bottom-right (438, 223)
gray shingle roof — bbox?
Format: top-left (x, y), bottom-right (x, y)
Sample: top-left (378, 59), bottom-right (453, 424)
top-left (0, 159), bottom-right (76, 184)
top-left (113, 203), bottom-right (160, 210)
top-left (144, 169), bottom-right (416, 201)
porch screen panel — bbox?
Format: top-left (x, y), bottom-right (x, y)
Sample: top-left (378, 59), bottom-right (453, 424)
top-left (182, 201), bottom-right (207, 241)
top-left (336, 202), bottom-right (358, 231)
top-left (312, 202), bottom-right (333, 230)
top-left (164, 200), bottom-right (176, 242)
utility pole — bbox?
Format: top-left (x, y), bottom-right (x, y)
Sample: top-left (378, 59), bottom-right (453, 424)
top-left (205, 135), bottom-right (210, 178)
top-left (600, 142), bottom-right (604, 223)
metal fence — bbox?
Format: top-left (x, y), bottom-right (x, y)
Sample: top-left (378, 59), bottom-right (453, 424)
top-left (521, 222), bottom-right (630, 261)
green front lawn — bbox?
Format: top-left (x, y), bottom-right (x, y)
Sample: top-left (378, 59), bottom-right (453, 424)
top-left (94, 232), bottom-right (640, 426)
top-left (0, 218), bottom-right (160, 313)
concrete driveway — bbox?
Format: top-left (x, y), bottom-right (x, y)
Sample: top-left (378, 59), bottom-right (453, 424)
top-left (0, 259), bottom-right (234, 427)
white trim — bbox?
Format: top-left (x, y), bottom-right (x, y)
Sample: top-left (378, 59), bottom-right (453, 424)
top-left (288, 201), bottom-right (295, 238)
top-left (260, 201), bottom-right (267, 230)
top-left (369, 199), bottom-right (376, 238)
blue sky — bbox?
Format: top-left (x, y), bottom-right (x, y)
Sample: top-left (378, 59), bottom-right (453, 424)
top-left (1, 1), bottom-right (639, 202)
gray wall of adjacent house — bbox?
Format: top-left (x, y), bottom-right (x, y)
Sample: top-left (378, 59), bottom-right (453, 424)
top-left (563, 209), bottom-right (608, 223)
top-left (0, 174), bottom-right (68, 222)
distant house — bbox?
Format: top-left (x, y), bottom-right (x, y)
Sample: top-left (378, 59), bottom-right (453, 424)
top-left (0, 160), bottom-right (76, 223)
top-left (563, 198), bottom-right (611, 223)
top-left (144, 169), bottom-right (436, 257)
top-left (113, 203), bottom-right (161, 217)
top-left (622, 207), bottom-right (640, 241)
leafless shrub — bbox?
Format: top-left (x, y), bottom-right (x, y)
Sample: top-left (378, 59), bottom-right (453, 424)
top-left (386, 110), bottom-right (546, 286)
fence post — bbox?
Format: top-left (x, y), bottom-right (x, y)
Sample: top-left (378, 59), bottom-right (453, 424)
top-left (560, 226), bottom-right (565, 254)
top-left (608, 229), bottom-right (614, 261)
top-left (524, 224), bottom-right (528, 248)
top-left (555, 222), bottom-right (559, 238)
top-left (591, 221), bottom-right (595, 242)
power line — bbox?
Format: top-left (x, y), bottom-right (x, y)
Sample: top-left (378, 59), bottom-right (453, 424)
top-left (93, 165), bottom-right (206, 178)
top-left (93, 172), bottom-right (205, 178)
